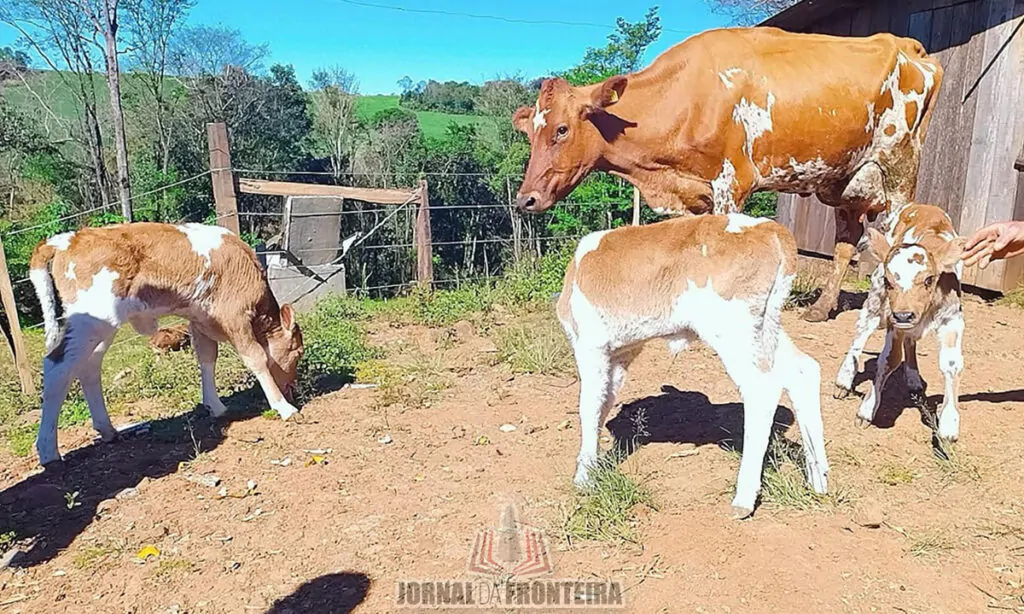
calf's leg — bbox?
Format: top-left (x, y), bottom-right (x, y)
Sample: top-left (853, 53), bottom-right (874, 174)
top-left (903, 336), bottom-right (924, 398)
top-left (777, 331), bottom-right (829, 494)
top-left (836, 264), bottom-right (885, 397)
top-left (79, 335), bottom-right (117, 442)
top-left (573, 348), bottom-right (614, 488)
top-left (36, 316), bottom-right (111, 465)
top-left (935, 314), bottom-right (964, 441)
top-left (857, 328), bottom-right (904, 427)
top-left (192, 327), bottom-right (228, 417)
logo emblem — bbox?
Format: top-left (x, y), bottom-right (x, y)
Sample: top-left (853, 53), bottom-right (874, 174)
top-left (467, 504), bottom-right (552, 579)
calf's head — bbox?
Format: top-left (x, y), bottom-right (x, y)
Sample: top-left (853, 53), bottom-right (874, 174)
top-left (266, 304), bottom-right (304, 399)
top-left (513, 76), bottom-right (628, 213)
top-left (866, 228), bottom-right (965, 329)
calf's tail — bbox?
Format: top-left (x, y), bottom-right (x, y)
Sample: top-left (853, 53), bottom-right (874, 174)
top-left (28, 243), bottom-right (61, 353)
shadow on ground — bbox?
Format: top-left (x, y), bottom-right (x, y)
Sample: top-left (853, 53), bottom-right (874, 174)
top-left (265, 572), bottom-right (371, 614)
top-left (0, 386), bottom-right (275, 567)
top-left (606, 384), bottom-right (795, 457)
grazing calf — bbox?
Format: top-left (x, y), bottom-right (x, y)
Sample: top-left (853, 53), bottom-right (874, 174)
top-left (556, 214), bottom-right (829, 518)
top-left (29, 222), bottom-right (304, 466)
top-left (835, 204), bottom-right (965, 440)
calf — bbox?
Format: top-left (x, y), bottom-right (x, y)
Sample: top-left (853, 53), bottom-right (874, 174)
top-left (29, 222), bottom-right (304, 466)
top-left (835, 204), bottom-right (965, 440)
top-left (557, 214), bottom-right (829, 518)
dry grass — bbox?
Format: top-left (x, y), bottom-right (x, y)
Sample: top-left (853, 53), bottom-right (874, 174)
top-left (496, 313), bottom-right (573, 376)
top-left (760, 435), bottom-right (853, 511)
top-left (561, 452), bottom-right (657, 544)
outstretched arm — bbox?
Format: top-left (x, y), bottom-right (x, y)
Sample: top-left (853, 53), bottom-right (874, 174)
top-left (963, 221), bottom-right (1024, 269)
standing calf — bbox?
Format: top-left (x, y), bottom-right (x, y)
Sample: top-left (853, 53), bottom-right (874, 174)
top-left (835, 204), bottom-right (965, 440)
top-left (29, 222), bottom-right (304, 466)
top-left (556, 214), bottom-right (829, 518)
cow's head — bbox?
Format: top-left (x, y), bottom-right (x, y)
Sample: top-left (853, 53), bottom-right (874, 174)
top-left (267, 303), bottom-right (304, 400)
top-left (513, 76), bottom-right (629, 213)
top-left (866, 229), bottom-right (965, 329)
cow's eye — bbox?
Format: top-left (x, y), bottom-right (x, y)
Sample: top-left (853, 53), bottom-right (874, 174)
top-left (924, 276), bottom-right (935, 288)
top-left (556, 125), bottom-right (569, 138)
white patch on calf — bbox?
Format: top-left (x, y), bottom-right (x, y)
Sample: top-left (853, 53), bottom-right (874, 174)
top-left (711, 159), bottom-right (738, 214)
top-left (65, 261), bottom-right (76, 280)
top-left (574, 230), bottom-right (610, 266)
top-left (901, 228), bottom-right (918, 244)
top-left (725, 213), bottom-right (769, 233)
top-left (732, 93), bottom-right (775, 161)
top-left (177, 223), bottom-right (231, 267)
top-left (47, 232), bottom-right (75, 251)
top-left (888, 245), bottom-right (928, 291)
top-left (64, 268), bottom-right (131, 325)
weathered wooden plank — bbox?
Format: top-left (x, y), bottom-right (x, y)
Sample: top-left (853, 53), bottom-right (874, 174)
top-left (207, 123), bottom-right (240, 235)
top-left (959, 0), bottom-right (1019, 289)
top-left (851, 5), bottom-right (873, 36)
top-left (908, 0), bottom-right (982, 13)
top-left (908, 10), bottom-right (935, 45)
top-left (890, 0), bottom-right (912, 37)
top-left (238, 179), bottom-right (418, 204)
top-left (869, 1), bottom-right (894, 34)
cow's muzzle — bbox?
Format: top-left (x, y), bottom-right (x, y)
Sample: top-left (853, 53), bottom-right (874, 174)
top-left (516, 191), bottom-right (545, 213)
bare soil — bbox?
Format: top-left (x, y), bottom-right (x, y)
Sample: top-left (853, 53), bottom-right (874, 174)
top-left (3, 288), bottom-right (1024, 614)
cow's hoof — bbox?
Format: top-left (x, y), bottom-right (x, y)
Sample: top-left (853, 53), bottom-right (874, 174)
top-left (731, 505), bottom-right (754, 520)
top-left (833, 385), bottom-right (851, 400)
top-left (855, 416), bottom-right (872, 429)
top-left (801, 307), bottom-right (830, 323)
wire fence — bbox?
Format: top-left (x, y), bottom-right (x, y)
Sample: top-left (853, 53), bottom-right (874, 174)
top-left (1, 167), bottom-right (636, 357)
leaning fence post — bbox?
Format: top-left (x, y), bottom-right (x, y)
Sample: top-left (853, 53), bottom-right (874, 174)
top-left (0, 235), bottom-right (36, 395)
top-left (415, 179), bottom-right (434, 288)
top-left (632, 187), bottom-right (641, 226)
top-left (207, 122), bottom-right (240, 234)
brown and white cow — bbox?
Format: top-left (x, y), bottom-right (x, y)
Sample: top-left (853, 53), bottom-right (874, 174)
top-left (835, 204), bottom-right (964, 440)
top-left (29, 222), bottom-right (304, 466)
top-left (515, 26), bottom-right (943, 323)
top-left (557, 212), bottom-right (829, 518)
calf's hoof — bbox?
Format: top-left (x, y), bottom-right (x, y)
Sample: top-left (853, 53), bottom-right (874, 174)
top-left (276, 404), bottom-right (300, 421)
top-left (833, 385), bottom-right (851, 400)
top-left (731, 505), bottom-right (754, 520)
top-left (801, 306), bottom-right (830, 323)
top-left (855, 416), bottom-right (872, 429)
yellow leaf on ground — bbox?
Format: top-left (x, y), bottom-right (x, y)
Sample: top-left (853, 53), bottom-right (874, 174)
top-left (136, 545), bottom-right (160, 560)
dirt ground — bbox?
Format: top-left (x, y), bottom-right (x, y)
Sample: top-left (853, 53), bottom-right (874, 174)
top-left (3, 282), bottom-right (1024, 614)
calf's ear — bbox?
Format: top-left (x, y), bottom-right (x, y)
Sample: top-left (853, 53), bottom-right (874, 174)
top-left (280, 303), bottom-right (297, 333)
top-left (865, 228), bottom-right (892, 262)
top-left (513, 106), bottom-right (534, 134)
top-left (939, 237), bottom-right (967, 271)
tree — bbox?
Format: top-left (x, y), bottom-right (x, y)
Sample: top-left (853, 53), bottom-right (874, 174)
top-left (170, 24), bottom-right (269, 78)
top-left (705, 0), bottom-right (797, 25)
top-left (561, 6), bottom-right (662, 85)
top-left (0, 46), bottom-right (31, 80)
top-left (309, 66), bottom-right (359, 179)
top-left (1, 0), bottom-right (113, 208)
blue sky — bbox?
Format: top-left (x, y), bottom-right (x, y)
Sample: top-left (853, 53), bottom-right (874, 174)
top-left (0, 1), bottom-right (731, 94)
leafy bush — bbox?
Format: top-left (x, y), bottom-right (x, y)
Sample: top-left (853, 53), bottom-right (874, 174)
top-left (497, 315), bottom-right (573, 375)
top-left (495, 246), bottom-right (573, 308)
top-left (745, 191), bottom-right (778, 218)
top-left (296, 298), bottom-right (381, 395)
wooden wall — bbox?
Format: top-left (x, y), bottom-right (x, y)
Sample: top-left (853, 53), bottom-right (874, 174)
top-left (773, 0), bottom-right (1024, 292)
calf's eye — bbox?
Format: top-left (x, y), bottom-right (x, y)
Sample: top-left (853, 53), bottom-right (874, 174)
top-left (924, 276), bottom-right (935, 288)
top-left (556, 125), bottom-right (569, 138)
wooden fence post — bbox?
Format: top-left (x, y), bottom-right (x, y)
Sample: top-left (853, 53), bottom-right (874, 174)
top-left (0, 236), bottom-right (36, 395)
top-left (415, 179), bottom-right (433, 288)
top-left (207, 123), bottom-right (240, 234)
top-left (632, 187), bottom-right (641, 226)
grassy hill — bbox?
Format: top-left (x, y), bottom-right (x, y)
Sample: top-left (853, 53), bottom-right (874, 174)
top-left (2, 72), bottom-right (499, 144)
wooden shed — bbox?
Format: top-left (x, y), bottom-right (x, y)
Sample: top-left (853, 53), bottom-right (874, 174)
top-left (763, 0), bottom-right (1024, 292)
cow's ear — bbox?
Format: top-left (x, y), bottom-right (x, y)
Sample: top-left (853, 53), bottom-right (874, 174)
top-left (939, 237), bottom-right (967, 271)
top-left (866, 228), bottom-right (892, 262)
top-left (591, 75), bottom-right (628, 110)
top-left (513, 106), bottom-right (534, 134)
top-left (280, 303), bottom-right (297, 333)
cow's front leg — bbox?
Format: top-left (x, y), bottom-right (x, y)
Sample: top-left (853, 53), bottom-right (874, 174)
top-left (804, 208), bottom-right (862, 322)
top-left (857, 328), bottom-right (903, 427)
top-left (903, 336), bottom-right (925, 402)
top-left (935, 314), bottom-right (964, 441)
top-left (230, 328), bottom-right (299, 420)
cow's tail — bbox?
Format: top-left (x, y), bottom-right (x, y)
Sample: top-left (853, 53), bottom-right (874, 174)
top-left (29, 243), bottom-right (61, 353)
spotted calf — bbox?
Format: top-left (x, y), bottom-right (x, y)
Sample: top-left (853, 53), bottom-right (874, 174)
top-left (557, 214), bottom-right (829, 518)
top-left (29, 222), bottom-right (304, 466)
top-left (835, 204), bottom-right (965, 440)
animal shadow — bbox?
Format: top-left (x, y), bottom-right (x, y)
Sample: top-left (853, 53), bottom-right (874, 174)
top-left (606, 384), bottom-right (795, 458)
top-left (265, 572), bottom-right (371, 614)
top-left (0, 386), bottom-right (272, 568)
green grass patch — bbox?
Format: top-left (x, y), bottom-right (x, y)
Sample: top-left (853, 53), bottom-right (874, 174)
top-left (877, 461), bottom-right (916, 486)
top-left (760, 436), bottom-right (851, 511)
top-left (496, 314), bottom-right (573, 376)
top-left (786, 268), bottom-right (824, 310)
top-left (0, 531), bottom-right (17, 553)
top-left (354, 351), bottom-right (452, 410)
top-left (6, 424), bottom-right (38, 457)
top-left (561, 453), bottom-right (656, 544)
